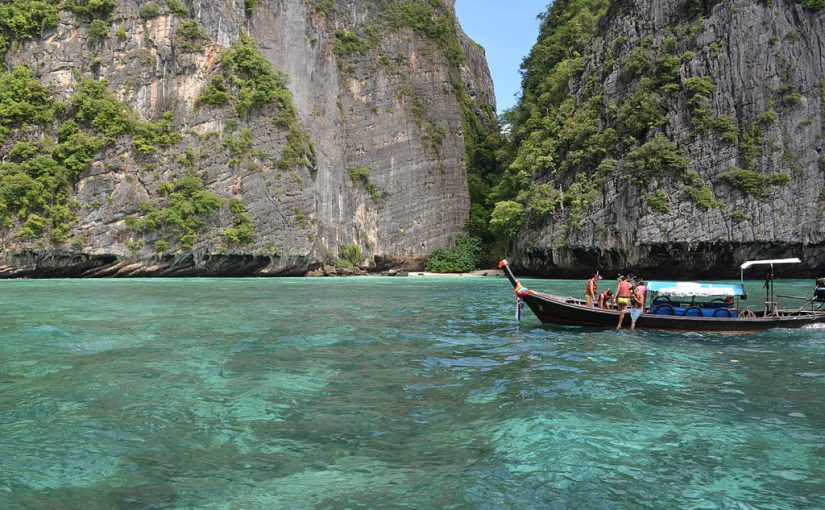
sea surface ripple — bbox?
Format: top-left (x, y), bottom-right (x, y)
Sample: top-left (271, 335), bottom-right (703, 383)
top-left (0, 277), bottom-right (823, 509)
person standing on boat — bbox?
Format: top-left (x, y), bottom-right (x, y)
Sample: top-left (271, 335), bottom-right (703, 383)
top-left (585, 273), bottom-right (599, 308)
top-left (615, 275), bottom-right (632, 328)
top-left (630, 284), bottom-right (645, 330)
top-left (636, 279), bottom-right (647, 310)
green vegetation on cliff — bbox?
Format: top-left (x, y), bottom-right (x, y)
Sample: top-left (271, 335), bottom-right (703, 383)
top-left (489, 0), bottom-right (809, 252)
top-left (0, 0), bottom-right (59, 56)
top-left (127, 172), bottom-right (224, 250)
top-left (139, 3), bottom-right (159, 19)
top-left (799, 0), bottom-right (825, 10)
top-left (0, 66), bottom-right (184, 242)
top-left (333, 30), bottom-right (371, 60)
top-left (69, 79), bottom-right (182, 153)
top-left (244, 0), bottom-right (257, 17)
top-left (126, 172), bottom-right (256, 251)
top-left (175, 19), bottom-right (208, 52)
top-left (347, 166), bottom-right (383, 202)
top-left (493, 0), bottom-right (611, 237)
top-left (626, 134), bottom-right (689, 186)
top-left (198, 36), bottom-right (315, 170)
top-left (717, 166), bottom-right (789, 199)
top-left (313, 0), bottom-right (335, 16)
top-left (0, 65), bottom-right (55, 141)
top-left (67, 0), bottom-right (117, 18)
top-left (167, 0), bottom-right (189, 17)
top-left (226, 36), bottom-right (294, 116)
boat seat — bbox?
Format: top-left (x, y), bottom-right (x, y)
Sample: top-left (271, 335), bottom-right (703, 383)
top-left (651, 304), bottom-right (738, 318)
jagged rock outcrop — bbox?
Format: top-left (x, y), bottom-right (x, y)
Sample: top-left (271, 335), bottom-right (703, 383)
top-left (0, 0), bottom-right (496, 277)
top-left (508, 0), bottom-right (825, 278)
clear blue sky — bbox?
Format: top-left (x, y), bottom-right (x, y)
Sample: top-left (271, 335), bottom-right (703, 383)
top-left (455, 0), bottom-right (550, 115)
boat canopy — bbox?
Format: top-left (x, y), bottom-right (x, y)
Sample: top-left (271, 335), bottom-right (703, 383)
top-left (647, 281), bottom-right (746, 297)
top-left (740, 258), bottom-right (801, 270)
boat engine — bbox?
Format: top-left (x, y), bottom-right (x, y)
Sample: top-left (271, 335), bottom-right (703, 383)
top-left (815, 278), bottom-right (825, 302)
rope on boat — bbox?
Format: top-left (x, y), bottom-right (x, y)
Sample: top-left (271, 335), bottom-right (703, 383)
top-left (513, 282), bottom-right (534, 321)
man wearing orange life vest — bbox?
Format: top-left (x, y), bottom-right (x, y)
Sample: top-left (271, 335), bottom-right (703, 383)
top-left (615, 275), bottom-right (632, 329)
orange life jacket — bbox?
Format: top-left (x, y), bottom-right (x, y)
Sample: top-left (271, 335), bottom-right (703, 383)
top-left (618, 281), bottom-right (631, 298)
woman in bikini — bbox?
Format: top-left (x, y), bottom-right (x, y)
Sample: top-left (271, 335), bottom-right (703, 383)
top-left (597, 288), bottom-right (613, 309)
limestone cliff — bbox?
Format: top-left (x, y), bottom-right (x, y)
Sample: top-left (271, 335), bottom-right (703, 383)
top-left (505, 0), bottom-right (825, 278)
top-left (0, 0), bottom-right (496, 277)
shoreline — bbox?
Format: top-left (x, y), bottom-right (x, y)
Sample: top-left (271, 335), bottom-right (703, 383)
top-left (405, 269), bottom-right (505, 278)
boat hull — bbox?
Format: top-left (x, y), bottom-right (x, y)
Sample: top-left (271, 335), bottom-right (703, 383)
top-left (524, 292), bottom-right (825, 333)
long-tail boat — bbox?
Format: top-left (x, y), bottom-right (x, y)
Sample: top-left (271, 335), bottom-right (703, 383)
top-left (499, 258), bottom-right (825, 333)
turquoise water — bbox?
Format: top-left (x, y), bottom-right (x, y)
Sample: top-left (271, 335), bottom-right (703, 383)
top-left (1, 276), bottom-right (824, 509)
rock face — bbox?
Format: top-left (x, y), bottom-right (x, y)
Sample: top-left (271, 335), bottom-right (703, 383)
top-left (0, 0), bottom-right (495, 277)
top-left (511, 0), bottom-right (825, 278)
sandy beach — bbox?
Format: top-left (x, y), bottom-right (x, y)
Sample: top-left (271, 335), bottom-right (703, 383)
top-left (406, 269), bottom-right (505, 277)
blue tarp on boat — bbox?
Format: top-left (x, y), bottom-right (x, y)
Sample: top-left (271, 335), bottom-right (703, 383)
top-left (647, 281), bottom-right (745, 297)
